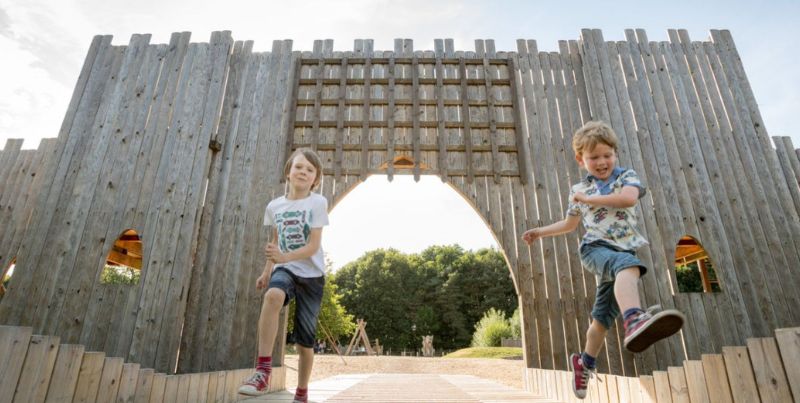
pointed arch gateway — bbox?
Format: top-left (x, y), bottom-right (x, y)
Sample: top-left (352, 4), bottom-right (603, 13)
top-left (288, 46), bottom-right (596, 377)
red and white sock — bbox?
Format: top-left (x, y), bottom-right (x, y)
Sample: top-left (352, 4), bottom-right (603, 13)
top-left (257, 356), bottom-right (272, 375)
top-left (294, 387), bottom-right (308, 402)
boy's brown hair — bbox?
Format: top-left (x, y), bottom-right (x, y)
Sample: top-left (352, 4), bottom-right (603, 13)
top-left (284, 147), bottom-right (323, 190)
top-left (572, 121), bottom-right (619, 156)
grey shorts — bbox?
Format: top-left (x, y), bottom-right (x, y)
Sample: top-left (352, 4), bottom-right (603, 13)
top-left (267, 267), bottom-right (325, 348)
top-left (580, 241), bottom-right (648, 329)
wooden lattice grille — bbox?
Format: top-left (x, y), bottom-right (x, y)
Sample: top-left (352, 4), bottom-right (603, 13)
top-left (290, 57), bottom-right (527, 183)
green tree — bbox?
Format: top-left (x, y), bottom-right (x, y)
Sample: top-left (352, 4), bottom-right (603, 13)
top-left (332, 245), bottom-right (517, 351)
top-left (100, 264), bottom-right (140, 285)
top-left (675, 260), bottom-right (721, 293)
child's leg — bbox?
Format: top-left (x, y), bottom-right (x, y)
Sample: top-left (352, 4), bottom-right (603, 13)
top-left (258, 287), bottom-right (286, 356)
top-left (292, 275), bottom-right (325, 402)
top-left (614, 266), bottom-right (642, 313)
top-left (584, 319), bottom-right (608, 358)
top-left (297, 345), bottom-right (314, 388)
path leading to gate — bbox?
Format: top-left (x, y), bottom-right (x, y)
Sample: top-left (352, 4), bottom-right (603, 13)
top-left (241, 373), bottom-right (559, 402)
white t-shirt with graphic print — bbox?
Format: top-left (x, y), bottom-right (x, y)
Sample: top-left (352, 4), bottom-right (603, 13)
top-left (263, 192), bottom-right (329, 278)
top-left (567, 167), bottom-right (648, 251)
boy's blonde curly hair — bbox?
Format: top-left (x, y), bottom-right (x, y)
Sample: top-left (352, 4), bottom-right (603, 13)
top-left (572, 121), bottom-right (619, 156)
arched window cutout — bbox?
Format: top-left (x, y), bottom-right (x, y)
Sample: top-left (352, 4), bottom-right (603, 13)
top-left (674, 236), bottom-right (720, 293)
top-left (101, 229), bottom-right (142, 285)
top-left (1, 258), bottom-right (15, 300)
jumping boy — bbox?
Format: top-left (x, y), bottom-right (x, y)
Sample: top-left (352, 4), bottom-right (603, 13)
top-left (522, 121), bottom-right (684, 399)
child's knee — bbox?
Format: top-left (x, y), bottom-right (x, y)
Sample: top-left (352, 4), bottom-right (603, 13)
top-left (588, 319), bottom-right (609, 335)
top-left (263, 288), bottom-right (285, 307)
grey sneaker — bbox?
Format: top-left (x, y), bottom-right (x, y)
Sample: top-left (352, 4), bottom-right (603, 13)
top-left (623, 305), bottom-right (685, 353)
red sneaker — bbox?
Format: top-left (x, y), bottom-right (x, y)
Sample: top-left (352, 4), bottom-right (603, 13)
top-left (623, 305), bottom-right (685, 353)
top-left (238, 370), bottom-right (270, 396)
top-left (570, 353), bottom-right (594, 399)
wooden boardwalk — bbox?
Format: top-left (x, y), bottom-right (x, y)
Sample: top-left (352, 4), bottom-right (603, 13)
top-left (241, 374), bottom-right (556, 402)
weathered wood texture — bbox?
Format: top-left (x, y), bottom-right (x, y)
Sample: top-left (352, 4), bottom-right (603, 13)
top-left (0, 325), bottom-right (283, 403)
top-left (1, 29), bottom-right (799, 380)
top-left (524, 325), bottom-right (799, 402)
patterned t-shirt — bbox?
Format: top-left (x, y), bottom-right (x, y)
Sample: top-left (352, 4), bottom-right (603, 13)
top-left (567, 167), bottom-right (648, 251)
top-left (263, 192), bottom-right (329, 278)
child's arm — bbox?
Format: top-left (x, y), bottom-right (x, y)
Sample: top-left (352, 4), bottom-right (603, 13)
top-left (256, 228), bottom-right (279, 289)
top-left (573, 186), bottom-right (640, 208)
top-left (265, 227), bottom-right (323, 264)
top-left (522, 214), bottom-right (581, 245)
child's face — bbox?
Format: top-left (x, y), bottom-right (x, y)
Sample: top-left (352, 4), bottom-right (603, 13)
top-left (287, 154), bottom-right (318, 192)
top-left (576, 143), bottom-right (617, 180)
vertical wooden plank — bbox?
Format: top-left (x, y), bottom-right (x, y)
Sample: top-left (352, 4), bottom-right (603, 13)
top-left (386, 52), bottom-right (396, 181)
top-left (722, 346), bottom-right (760, 403)
top-left (115, 363), bottom-right (140, 403)
top-left (360, 57), bottom-right (372, 180)
top-left (435, 41), bottom-right (449, 181)
top-left (746, 338), bottom-right (793, 402)
top-left (44, 344), bottom-right (85, 403)
top-left (515, 38), bottom-right (554, 371)
top-left (411, 53), bottom-right (422, 181)
top-left (176, 374), bottom-right (191, 403)
top-left (775, 327), bottom-right (800, 401)
top-left (71, 352), bottom-right (106, 403)
top-left (12, 334), bottom-right (60, 403)
top-left (701, 354), bottom-right (734, 403)
top-left (147, 373), bottom-right (167, 403)
top-left (131, 368), bottom-right (154, 403)
top-left (774, 137), bottom-right (800, 216)
top-left (653, 371), bottom-right (673, 403)
top-left (667, 366), bottom-right (690, 403)
top-left (334, 56), bottom-right (348, 183)
top-left (0, 325), bottom-right (33, 399)
top-left (626, 376), bottom-right (643, 403)
top-left (162, 375), bottom-right (179, 403)
top-left (458, 58), bottom-right (475, 184)
top-left (310, 52), bottom-right (325, 152)
top-left (506, 57), bottom-right (527, 185)
top-left (187, 372), bottom-right (209, 403)
top-left (639, 375), bottom-right (657, 403)
top-left (95, 357), bottom-right (124, 402)
top-left (683, 360), bottom-right (711, 403)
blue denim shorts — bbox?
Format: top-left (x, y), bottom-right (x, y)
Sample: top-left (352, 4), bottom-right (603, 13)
top-left (268, 267), bottom-right (325, 348)
top-left (580, 241), bottom-right (648, 329)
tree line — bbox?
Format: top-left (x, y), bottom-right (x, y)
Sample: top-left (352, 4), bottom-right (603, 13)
top-left (330, 245), bottom-right (518, 351)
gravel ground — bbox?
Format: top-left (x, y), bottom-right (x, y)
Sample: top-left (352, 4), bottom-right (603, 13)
top-left (282, 354), bottom-right (526, 390)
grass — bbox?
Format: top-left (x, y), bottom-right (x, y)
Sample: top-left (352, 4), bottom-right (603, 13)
top-left (444, 347), bottom-right (523, 359)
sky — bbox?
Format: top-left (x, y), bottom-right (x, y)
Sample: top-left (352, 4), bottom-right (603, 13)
top-left (1, 0), bottom-right (798, 269)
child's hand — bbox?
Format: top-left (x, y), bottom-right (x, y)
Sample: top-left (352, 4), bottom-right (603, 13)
top-left (265, 243), bottom-right (287, 263)
top-left (571, 191), bottom-right (587, 204)
top-left (256, 272), bottom-right (269, 290)
top-left (522, 228), bottom-right (541, 245)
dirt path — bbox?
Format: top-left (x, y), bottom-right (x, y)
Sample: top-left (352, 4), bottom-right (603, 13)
top-left (282, 354), bottom-right (526, 390)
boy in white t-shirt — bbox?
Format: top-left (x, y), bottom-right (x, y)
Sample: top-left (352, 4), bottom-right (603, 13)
top-left (239, 148), bottom-right (329, 403)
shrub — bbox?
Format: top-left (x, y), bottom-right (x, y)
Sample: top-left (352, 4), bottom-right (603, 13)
top-left (471, 308), bottom-right (513, 347)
